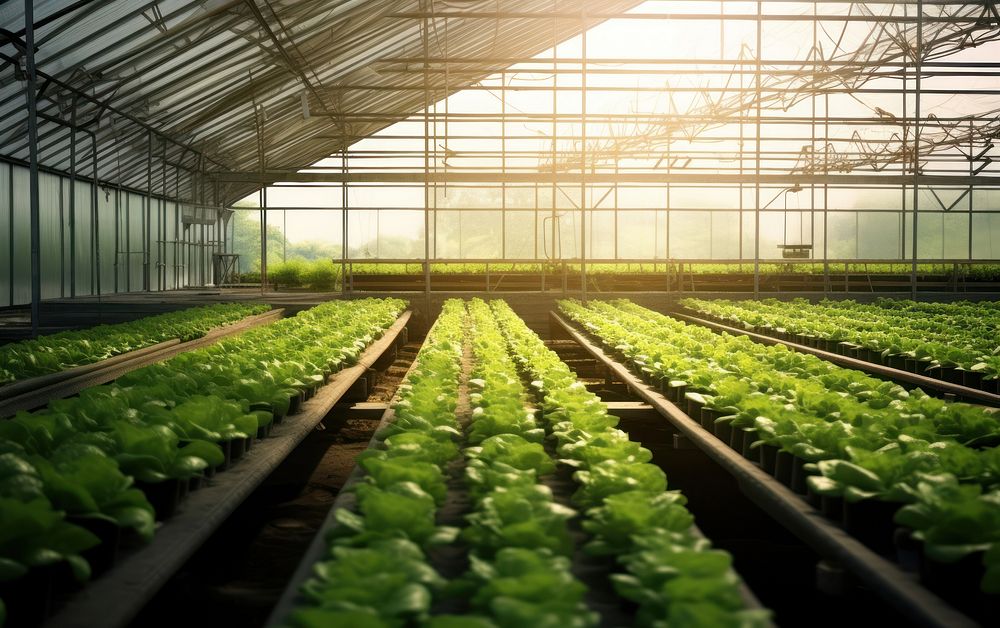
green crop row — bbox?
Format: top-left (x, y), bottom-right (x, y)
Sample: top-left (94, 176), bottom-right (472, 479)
top-left (285, 299), bottom-right (466, 627)
top-left (267, 259), bottom-right (343, 289)
top-left (0, 298), bottom-right (405, 627)
top-left (330, 262), bottom-right (1000, 278)
top-left (493, 300), bottom-right (768, 627)
top-left (0, 303), bottom-right (271, 386)
top-left (282, 298), bottom-right (769, 627)
top-left (680, 297), bottom-right (1000, 381)
top-left (560, 299), bottom-right (1000, 602)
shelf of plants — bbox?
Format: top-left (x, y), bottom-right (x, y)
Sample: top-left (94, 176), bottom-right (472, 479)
top-left (556, 299), bottom-right (1000, 627)
top-left (329, 262), bottom-right (1000, 294)
top-left (0, 298), bottom-right (408, 628)
top-left (678, 298), bottom-right (1000, 399)
top-left (269, 298), bottom-right (769, 628)
top-left (0, 303), bottom-right (272, 388)
top-left (0, 304), bottom-right (284, 418)
top-left (668, 306), bottom-right (1000, 409)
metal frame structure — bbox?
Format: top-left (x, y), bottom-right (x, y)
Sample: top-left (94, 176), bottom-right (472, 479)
top-left (4, 1), bottom-right (1000, 329)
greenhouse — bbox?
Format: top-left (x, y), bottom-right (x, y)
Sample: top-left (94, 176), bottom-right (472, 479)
top-left (2, 1), bottom-right (1000, 627)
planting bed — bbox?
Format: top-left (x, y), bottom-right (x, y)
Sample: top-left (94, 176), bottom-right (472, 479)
top-left (557, 299), bottom-right (1000, 626)
top-left (669, 309), bottom-right (1000, 408)
top-left (270, 298), bottom-right (769, 627)
top-left (0, 307), bottom-right (286, 418)
top-left (0, 299), bottom-right (409, 628)
top-left (680, 298), bottom-right (1000, 395)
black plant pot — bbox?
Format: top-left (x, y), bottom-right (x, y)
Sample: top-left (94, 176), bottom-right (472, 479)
top-left (728, 425), bottom-right (742, 451)
top-left (669, 384), bottom-right (687, 404)
top-left (685, 396), bottom-right (704, 419)
top-left (820, 495), bottom-right (843, 519)
top-left (135, 478), bottom-right (182, 520)
top-left (249, 401), bottom-right (272, 414)
top-left (700, 408), bottom-right (722, 431)
top-left (774, 450), bottom-right (794, 487)
top-left (894, 527), bottom-right (922, 573)
top-left (758, 444), bottom-right (779, 474)
top-left (218, 439), bottom-right (233, 471)
top-left (67, 515), bottom-right (121, 576)
top-left (962, 370), bottom-right (984, 390)
top-left (740, 429), bottom-right (758, 461)
top-left (842, 499), bottom-right (900, 555)
top-left (920, 548), bottom-right (986, 613)
top-left (790, 456), bottom-right (811, 495)
top-left (943, 367), bottom-right (965, 385)
top-left (713, 420), bottom-right (733, 446)
top-left (257, 421), bottom-right (272, 440)
top-left (288, 393), bottom-right (303, 416)
top-left (229, 437), bottom-right (248, 462)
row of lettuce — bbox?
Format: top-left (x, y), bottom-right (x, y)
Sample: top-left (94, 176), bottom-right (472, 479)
top-left (282, 298), bottom-right (768, 628)
top-left (679, 297), bottom-right (1000, 386)
top-left (0, 302), bottom-right (271, 387)
top-left (326, 262), bottom-right (1000, 278)
top-left (560, 299), bottom-right (1000, 607)
top-left (0, 298), bottom-right (405, 627)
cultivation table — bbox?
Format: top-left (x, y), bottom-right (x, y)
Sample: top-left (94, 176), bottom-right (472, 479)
top-left (43, 311), bottom-right (412, 628)
top-left (267, 310), bottom-right (770, 627)
top-left (549, 310), bottom-right (979, 628)
top-left (671, 310), bottom-right (1000, 407)
top-left (0, 308), bottom-right (286, 417)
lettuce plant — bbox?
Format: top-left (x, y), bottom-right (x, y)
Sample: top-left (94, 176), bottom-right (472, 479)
top-left (296, 539), bottom-right (444, 624)
top-left (895, 474), bottom-right (1000, 592)
top-left (612, 532), bottom-right (771, 628)
top-left (462, 485), bottom-right (576, 556)
top-left (461, 548), bottom-right (597, 628)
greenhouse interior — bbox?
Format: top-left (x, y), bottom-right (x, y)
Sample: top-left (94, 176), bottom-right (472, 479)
top-left (2, 0), bottom-right (1000, 627)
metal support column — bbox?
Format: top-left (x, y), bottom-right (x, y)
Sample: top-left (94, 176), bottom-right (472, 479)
top-left (753, 1), bottom-right (762, 298)
top-left (24, 0), bottom-right (42, 337)
top-left (342, 149), bottom-right (349, 296)
top-left (912, 0), bottom-right (923, 299)
top-left (422, 0), bottom-right (431, 297)
top-left (580, 7), bottom-right (587, 301)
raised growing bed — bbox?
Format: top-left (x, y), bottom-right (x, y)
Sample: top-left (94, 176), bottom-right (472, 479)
top-left (269, 300), bottom-right (769, 627)
top-left (0, 308), bottom-right (285, 417)
top-left (40, 310), bottom-right (411, 628)
top-left (671, 309), bottom-right (1000, 407)
top-left (550, 310), bottom-right (980, 628)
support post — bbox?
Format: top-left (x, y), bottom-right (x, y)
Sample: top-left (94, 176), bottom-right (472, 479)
top-left (580, 7), bottom-right (587, 302)
top-left (24, 0), bottom-right (42, 337)
top-left (911, 0), bottom-right (923, 299)
top-left (422, 0), bottom-right (431, 298)
top-left (753, 1), bottom-right (762, 298)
